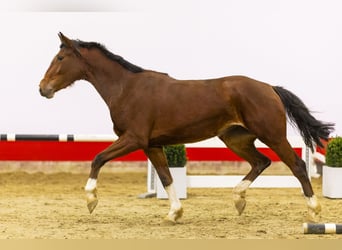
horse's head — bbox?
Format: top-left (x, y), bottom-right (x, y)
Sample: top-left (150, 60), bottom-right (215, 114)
top-left (39, 32), bottom-right (87, 98)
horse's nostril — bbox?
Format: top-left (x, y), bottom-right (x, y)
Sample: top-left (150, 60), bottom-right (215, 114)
top-left (39, 86), bottom-right (54, 99)
top-left (39, 87), bottom-right (46, 97)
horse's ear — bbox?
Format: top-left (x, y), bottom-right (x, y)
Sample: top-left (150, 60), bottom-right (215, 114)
top-left (58, 32), bottom-right (82, 57)
top-left (58, 32), bottom-right (73, 48)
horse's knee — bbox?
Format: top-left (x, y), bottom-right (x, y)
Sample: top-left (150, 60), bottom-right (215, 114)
top-left (90, 154), bottom-right (106, 178)
top-left (290, 158), bottom-right (314, 197)
top-left (291, 158), bottom-right (309, 179)
top-left (93, 154), bottom-right (105, 167)
top-left (254, 157), bottom-right (271, 175)
top-left (159, 172), bottom-right (173, 187)
top-left (154, 166), bottom-right (173, 187)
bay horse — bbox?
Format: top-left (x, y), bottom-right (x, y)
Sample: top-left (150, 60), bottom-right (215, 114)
top-left (39, 33), bottom-right (334, 223)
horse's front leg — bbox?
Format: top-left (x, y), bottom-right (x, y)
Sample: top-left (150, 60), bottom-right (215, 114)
top-left (164, 184), bottom-right (184, 222)
top-left (144, 147), bottom-right (183, 223)
top-left (85, 135), bottom-right (139, 213)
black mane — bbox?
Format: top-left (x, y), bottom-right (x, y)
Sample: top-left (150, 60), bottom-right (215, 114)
top-left (74, 40), bottom-right (144, 73)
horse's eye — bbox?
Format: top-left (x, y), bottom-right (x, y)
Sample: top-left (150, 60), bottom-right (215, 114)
top-left (57, 55), bottom-right (64, 61)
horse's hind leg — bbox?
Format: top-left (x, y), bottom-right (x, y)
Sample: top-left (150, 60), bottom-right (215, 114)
top-left (144, 147), bottom-right (183, 223)
top-left (219, 126), bottom-right (271, 215)
top-left (266, 139), bottom-right (321, 222)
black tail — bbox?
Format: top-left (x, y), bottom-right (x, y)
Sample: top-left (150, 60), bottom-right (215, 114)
top-left (273, 86), bottom-right (334, 151)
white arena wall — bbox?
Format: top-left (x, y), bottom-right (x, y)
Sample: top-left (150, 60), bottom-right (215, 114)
top-left (0, 2), bottom-right (340, 137)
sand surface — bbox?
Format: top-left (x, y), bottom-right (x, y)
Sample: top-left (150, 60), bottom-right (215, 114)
top-left (1, 164), bottom-right (342, 239)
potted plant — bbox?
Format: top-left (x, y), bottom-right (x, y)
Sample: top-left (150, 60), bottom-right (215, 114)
top-left (156, 144), bottom-right (188, 199)
top-left (322, 136), bottom-right (342, 198)
top-left (164, 144), bottom-right (187, 168)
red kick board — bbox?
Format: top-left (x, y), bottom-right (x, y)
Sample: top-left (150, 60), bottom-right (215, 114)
top-left (0, 141), bottom-right (302, 161)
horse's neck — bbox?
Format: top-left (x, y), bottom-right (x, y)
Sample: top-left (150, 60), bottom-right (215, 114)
top-left (85, 54), bottom-right (129, 107)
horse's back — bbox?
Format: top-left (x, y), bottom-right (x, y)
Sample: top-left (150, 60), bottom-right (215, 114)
top-left (220, 75), bottom-right (273, 92)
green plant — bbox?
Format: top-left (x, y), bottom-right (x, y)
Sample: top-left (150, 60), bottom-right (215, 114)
top-left (325, 137), bottom-right (342, 167)
top-left (163, 144), bottom-right (187, 167)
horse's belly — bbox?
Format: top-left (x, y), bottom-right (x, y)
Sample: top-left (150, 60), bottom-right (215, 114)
top-left (148, 117), bottom-right (239, 146)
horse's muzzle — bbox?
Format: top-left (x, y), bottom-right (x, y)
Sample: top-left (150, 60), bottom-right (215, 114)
top-left (39, 86), bottom-right (55, 99)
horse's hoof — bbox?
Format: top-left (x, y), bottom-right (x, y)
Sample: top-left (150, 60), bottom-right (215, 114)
top-left (87, 199), bottom-right (98, 214)
top-left (307, 205), bottom-right (322, 223)
top-left (234, 198), bottom-right (246, 215)
top-left (165, 207), bottom-right (184, 223)
top-left (86, 189), bottom-right (98, 214)
top-left (306, 196), bottom-right (321, 222)
top-left (162, 218), bottom-right (177, 226)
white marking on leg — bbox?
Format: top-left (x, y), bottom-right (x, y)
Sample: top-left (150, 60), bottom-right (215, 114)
top-left (165, 183), bottom-right (181, 211)
top-left (85, 178), bottom-right (97, 191)
top-left (233, 180), bottom-right (252, 200)
top-left (233, 180), bottom-right (251, 215)
top-left (165, 183), bottom-right (183, 222)
top-left (85, 178), bottom-right (98, 213)
top-left (234, 180), bottom-right (252, 194)
top-left (305, 195), bottom-right (320, 210)
top-left (305, 195), bottom-right (321, 222)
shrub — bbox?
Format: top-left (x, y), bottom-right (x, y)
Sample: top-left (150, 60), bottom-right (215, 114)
top-left (163, 144), bottom-right (187, 167)
top-left (325, 137), bottom-right (342, 167)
